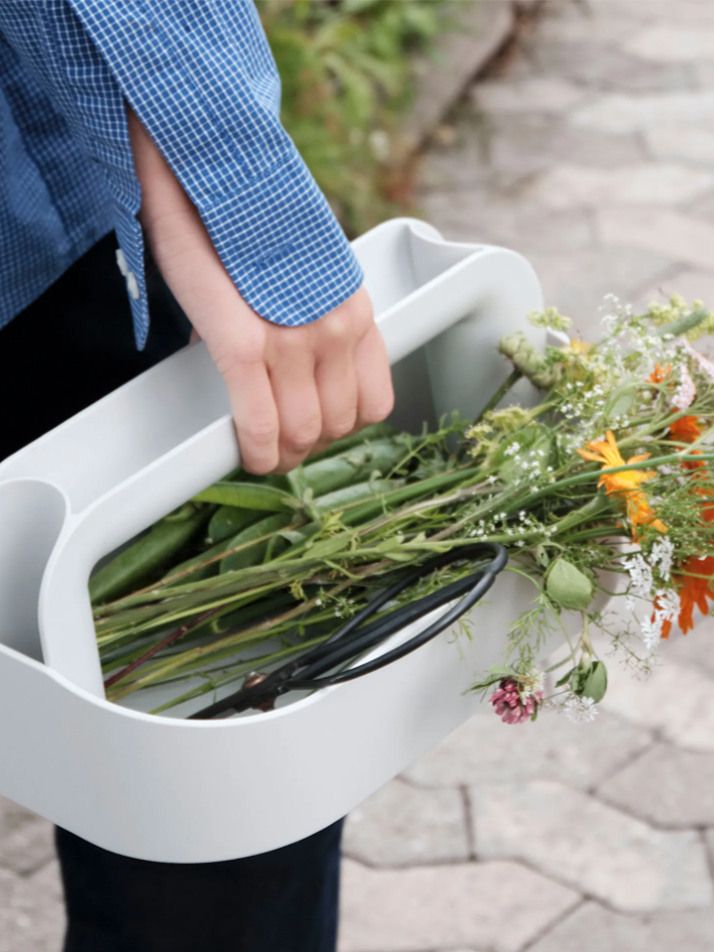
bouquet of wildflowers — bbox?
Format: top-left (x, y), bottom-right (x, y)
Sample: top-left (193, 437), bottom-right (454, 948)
top-left (91, 295), bottom-right (714, 721)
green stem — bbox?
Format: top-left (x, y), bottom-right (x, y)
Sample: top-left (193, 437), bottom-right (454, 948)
top-left (474, 368), bottom-right (523, 421)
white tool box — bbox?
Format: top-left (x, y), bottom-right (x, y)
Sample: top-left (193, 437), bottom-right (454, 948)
top-left (0, 219), bottom-right (557, 862)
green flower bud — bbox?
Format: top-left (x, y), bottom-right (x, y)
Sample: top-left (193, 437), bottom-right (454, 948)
top-left (581, 660), bottom-right (608, 703)
top-left (545, 558), bottom-right (594, 611)
top-left (498, 333), bottom-right (560, 389)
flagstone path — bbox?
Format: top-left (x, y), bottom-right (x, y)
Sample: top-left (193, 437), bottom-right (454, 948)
top-left (2, 1), bottom-right (714, 950)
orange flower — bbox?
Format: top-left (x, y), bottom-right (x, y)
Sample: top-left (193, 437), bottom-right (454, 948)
top-left (577, 430), bottom-right (654, 493)
top-left (577, 431), bottom-right (667, 535)
top-left (625, 491), bottom-right (667, 535)
top-left (660, 555), bottom-right (714, 637)
top-left (669, 415), bottom-right (702, 443)
top-left (649, 363), bottom-right (672, 384)
top-left (699, 487), bottom-right (714, 524)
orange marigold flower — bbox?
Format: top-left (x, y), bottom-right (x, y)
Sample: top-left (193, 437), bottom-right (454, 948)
top-left (669, 415), bottom-right (702, 443)
top-left (577, 431), bottom-right (667, 537)
top-left (660, 555), bottom-right (714, 638)
top-left (577, 430), bottom-right (653, 492)
top-left (626, 491), bottom-right (668, 535)
top-left (649, 363), bottom-right (672, 384)
top-left (682, 448), bottom-right (705, 472)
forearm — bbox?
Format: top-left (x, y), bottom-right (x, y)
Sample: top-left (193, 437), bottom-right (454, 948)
top-left (126, 103), bottom-right (241, 351)
top-left (126, 104), bottom-right (393, 475)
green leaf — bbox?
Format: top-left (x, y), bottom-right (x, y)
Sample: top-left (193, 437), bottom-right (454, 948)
top-left (545, 558), bottom-right (594, 611)
top-left (581, 660), bottom-right (608, 702)
top-left (192, 481), bottom-right (297, 512)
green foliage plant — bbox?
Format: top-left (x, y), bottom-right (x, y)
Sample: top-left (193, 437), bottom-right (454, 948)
top-left (258, 0), bottom-right (451, 235)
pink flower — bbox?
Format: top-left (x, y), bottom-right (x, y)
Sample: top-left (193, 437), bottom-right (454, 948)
top-left (490, 677), bottom-right (542, 724)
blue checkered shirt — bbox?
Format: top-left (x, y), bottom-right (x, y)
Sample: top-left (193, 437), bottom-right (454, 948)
top-left (0, 1), bottom-right (363, 348)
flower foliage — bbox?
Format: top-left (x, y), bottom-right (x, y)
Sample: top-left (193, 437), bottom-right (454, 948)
top-left (92, 294), bottom-right (714, 721)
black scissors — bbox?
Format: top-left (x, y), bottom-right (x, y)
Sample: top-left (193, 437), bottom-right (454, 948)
top-left (189, 541), bottom-right (507, 720)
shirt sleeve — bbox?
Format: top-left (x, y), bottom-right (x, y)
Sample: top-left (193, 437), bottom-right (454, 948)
top-left (15, 1), bottom-right (364, 347)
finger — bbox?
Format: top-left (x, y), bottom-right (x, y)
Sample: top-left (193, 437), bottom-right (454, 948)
top-left (269, 343), bottom-right (322, 474)
top-left (354, 323), bottom-right (394, 428)
top-left (315, 343), bottom-right (358, 444)
top-left (223, 359), bottom-right (280, 475)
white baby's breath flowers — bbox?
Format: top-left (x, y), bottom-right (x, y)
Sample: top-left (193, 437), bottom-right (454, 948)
top-left (560, 694), bottom-right (599, 724)
top-left (650, 537), bottom-right (674, 583)
top-left (655, 588), bottom-right (679, 621)
top-left (623, 553), bottom-right (654, 599)
top-left (640, 615), bottom-right (662, 653)
top-left (672, 365), bottom-right (696, 411)
top-left (639, 588), bottom-right (678, 654)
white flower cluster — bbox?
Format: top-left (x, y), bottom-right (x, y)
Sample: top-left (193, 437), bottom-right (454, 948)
top-left (639, 593), bottom-right (678, 654)
top-left (623, 544), bottom-right (678, 654)
top-left (623, 553), bottom-right (653, 602)
top-left (557, 694), bottom-right (599, 724)
top-left (649, 537), bottom-right (674, 583)
top-left (672, 365), bottom-right (696, 411)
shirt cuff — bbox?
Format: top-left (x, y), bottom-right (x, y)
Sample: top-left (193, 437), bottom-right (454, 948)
top-left (198, 149), bottom-right (363, 327)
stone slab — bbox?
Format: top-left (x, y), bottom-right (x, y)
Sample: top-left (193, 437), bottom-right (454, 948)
top-left (600, 649), bottom-right (714, 751)
top-left (398, 1), bottom-right (514, 158)
top-left (527, 163), bottom-right (714, 209)
top-left (536, 9), bottom-right (656, 46)
top-left (518, 246), bottom-right (675, 338)
top-left (597, 206), bottom-right (714, 273)
top-left (658, 619), bottom-right (714, 677)
top-left (0, 798), bottom-right (55, 877)
top-left (0, 817), bottom-right (55, 878)
top-left (645, 126), bottom-right (714, 167)
top-left (470, 780), bottom-right (713, 912)
top-left (0, 862), bottom-right (64, 952)
top-left (517, 36), bottom-right (695, 92)
top-left (597, 742), bottom-right (714, 827)
top-left (343, 778), bottom-right (469, 867)
top-left (625, 25), bottom-right (714, 62)
top-left (528, 900), bottom-right (714, 952)
top-left (420, 112), bottom-right (647, 190)
top-left (573, 92), bottom-right (714, 134)
top-left (697, 61), bottom-right (714, 87)
top-left (338, 857), bottom-right (579, 952)
top-left (590, 0), bottom-right (714, 24)
top-left (403, 707), bottom-right (652, 794)
top-left (472, 77), bottom-right (591, 115)
top-left (419, 189), bottom-right (595, 254)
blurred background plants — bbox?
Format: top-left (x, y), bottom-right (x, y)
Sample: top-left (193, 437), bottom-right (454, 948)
top-left (258, 0), bottom-right (453, 236)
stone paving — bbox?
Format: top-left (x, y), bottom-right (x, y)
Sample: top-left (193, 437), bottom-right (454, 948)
top-left (2, 1), bottom-right (714, 950)
top-left (340, 2), bottom-right (714, 950)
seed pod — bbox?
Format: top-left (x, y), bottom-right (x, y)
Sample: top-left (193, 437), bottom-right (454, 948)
top-left (545, 558), bottom-right (594, 611)
top-left (306, 423), bottom-right (397, 462)
top-left (89, 504), bottom-right (210, 604)
top-left (299, 438), bottom-right (408, 497)
top-left (208, 506), bottom-right (263, 544)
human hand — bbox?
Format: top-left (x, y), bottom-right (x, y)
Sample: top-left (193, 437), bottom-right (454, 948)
top-left (126, 107), bottom-right (394, 474)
